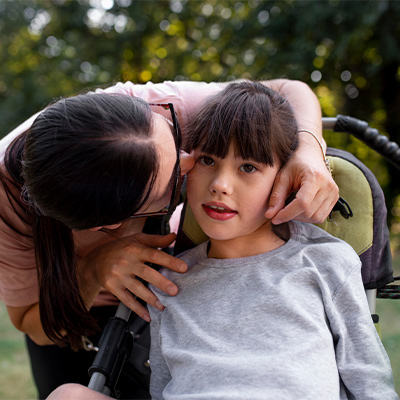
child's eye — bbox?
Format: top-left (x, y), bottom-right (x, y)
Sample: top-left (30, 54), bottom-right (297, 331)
top-left (240, 164), bottom-right (256, 173)
top-left (199, 156), bottom-right (215, 166)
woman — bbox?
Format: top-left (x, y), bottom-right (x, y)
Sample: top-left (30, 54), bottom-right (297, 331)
top-left (0, 79), bottom-right (338, 398)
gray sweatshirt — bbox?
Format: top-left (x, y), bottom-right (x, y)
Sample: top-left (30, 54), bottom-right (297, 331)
top-left (149, 221), bottom-right (398, 400)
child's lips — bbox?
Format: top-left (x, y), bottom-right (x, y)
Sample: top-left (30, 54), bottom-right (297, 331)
top-left (202, 203), bottom-right (238, 221)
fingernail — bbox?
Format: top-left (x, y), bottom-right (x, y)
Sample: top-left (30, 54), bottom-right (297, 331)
top-left (155, 300), bottom-right (165, 310)
top-left (167, 285), bottom-right (178, 296)
top-left (143, 313), bottom-right (151, 322)
top-left (179, 263), bottom-right (187, 272)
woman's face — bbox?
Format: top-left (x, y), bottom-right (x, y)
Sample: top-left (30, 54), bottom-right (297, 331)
top-left (90, 112), bottom-right (194, 231)
top-left (142, 112), bottom-right (183, 214)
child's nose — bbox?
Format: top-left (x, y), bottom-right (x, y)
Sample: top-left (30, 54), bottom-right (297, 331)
top-left (209, 172), bottom-right (232, 195)
top-left (179, 151), bottom-right (195, 176)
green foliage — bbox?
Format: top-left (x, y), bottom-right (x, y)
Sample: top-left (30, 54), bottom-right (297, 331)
top-left (1, 0), bottom-right (400, 242)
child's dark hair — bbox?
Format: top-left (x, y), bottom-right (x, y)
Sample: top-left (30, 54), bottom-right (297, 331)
top-left (1, 93), bottom-right (159, 349)
top-left (184, 81), bottom-right (298, 167)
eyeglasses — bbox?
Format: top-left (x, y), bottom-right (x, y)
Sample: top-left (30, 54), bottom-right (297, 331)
top-left (129, 103), bottom-right (183, 219)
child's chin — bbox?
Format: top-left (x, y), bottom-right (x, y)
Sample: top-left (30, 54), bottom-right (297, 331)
top-left (203, 229), bottom-right (234, 242)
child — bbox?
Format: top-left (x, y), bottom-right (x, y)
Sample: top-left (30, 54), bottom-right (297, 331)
top-left (148, 81), bottom-right (398, 399)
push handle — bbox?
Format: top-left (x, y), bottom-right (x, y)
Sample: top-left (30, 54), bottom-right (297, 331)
top-left (322, 115), bottom-right (400, 169)
top-left (88, 303), bottom-right (133, 395)
top-left (88, 316), bottom-right (133, 395)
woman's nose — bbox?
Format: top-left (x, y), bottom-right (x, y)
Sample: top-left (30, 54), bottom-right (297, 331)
top-left (179, 150), bottom-right (195, 176)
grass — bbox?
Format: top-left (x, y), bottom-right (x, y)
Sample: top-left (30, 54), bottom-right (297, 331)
top-left (377, 251), bottom-right (400, 394)
top-left (0, 255), bottom-right (399, 399)
top-left (0, 303), bottom-right (37, 400)
top-left (378, 298), bottom-right (400, 394)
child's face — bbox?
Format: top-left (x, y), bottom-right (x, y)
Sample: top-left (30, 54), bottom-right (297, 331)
top-left (187, 143), bottom-right (280, 243)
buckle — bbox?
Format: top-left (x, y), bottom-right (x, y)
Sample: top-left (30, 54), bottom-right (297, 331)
top-left (330, 197), bottom-right (353, 220)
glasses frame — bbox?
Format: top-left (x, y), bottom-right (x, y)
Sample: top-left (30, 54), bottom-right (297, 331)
top-left (129, 103), bottom-right (182, 219)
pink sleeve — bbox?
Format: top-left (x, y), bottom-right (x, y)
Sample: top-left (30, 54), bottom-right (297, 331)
top-left (0, 113), bottom-right (40, 157)
top-left (95, 80), bottom-right (225, 136)
top-left (0, 186), bottom-right (38, 307)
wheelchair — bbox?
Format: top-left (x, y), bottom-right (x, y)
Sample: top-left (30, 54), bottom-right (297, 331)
top-left (87, 115), bottom-right (400, 398)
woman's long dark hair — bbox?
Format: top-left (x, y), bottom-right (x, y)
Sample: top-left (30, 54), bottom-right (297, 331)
top-left (1, 93), bottom-right (159, 350)
top-left (184, 81), bottom-right (298, 167)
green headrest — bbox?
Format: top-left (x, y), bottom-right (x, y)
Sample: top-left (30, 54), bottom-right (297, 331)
top-left (316, 155), bottom-right (373, 256)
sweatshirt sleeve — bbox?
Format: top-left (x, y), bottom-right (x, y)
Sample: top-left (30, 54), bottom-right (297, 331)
top-left (148, 304), bottom-right (172, 400)
top-left (328, 263), bottom-right (398, 399)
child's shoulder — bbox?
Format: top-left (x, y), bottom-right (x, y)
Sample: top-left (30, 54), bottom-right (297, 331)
top-left (288, 220), bottom-right (361, 265)
top-left (176, 241), bottom-right (208, 265)
top-left (286, 221), bottom-right (362, 288)
top-left (159, 242), bottom-right (208, 280)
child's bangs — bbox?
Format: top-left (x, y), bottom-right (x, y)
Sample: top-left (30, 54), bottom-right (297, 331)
top-left (198, 101), bottom-right (276, 166)
top-left (184, 81), bottom-right (298, 168)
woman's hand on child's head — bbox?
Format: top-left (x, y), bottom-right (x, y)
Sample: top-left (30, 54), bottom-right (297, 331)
top-left (265, 143), bottom-right (339, 225)
top-left (78, 232), bottom-right (187, 322)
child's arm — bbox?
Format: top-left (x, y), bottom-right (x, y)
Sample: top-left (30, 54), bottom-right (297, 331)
top-left (148, 305), bottom-right (172, 400)
top-left (262, 79), bottom-right (339, 225)
top-left (329, 265), bottom-right (398, 398)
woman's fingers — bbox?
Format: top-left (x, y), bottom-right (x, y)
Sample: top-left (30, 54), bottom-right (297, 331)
top-left (101, 254), bottom-right (181, 299)
top-left (116, 289), bottom-right (153, 322)
top-left (275, 185), bottom-right (337, 224)
top-left (83, 231), bottom-right (190, 319)
top-left (115, 275), bottom-right (166, 322)
top-left (103, 265), bottom-right (173, 322)
top-left (130, 261), bottom-right (178, 295)
top-left (265, 149), bottom-right (339, 224)
top-left (127, 232), bottom-right (188, 273)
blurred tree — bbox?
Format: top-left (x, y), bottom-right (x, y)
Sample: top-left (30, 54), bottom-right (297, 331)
top-left (1, 0), bottom-right (399, 241)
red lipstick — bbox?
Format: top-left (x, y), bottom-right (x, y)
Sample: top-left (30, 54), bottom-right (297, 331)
top-left (202, 202), bottom-right (238, 221)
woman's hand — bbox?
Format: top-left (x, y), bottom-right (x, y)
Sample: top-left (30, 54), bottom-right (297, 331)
top-left (78, 232), bottom-right (187, 321)
top-left (265, 138), bottom-right (339, 224)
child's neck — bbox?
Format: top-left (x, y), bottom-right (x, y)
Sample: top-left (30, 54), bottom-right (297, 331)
top-left (207, 223), bottom-right (286, 259)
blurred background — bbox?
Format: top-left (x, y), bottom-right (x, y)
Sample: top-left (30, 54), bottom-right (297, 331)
top-left (0, 0), bottom-right (399, 398)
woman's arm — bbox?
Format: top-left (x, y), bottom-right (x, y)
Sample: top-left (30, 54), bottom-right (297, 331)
top-left (264, 79), bottom-right (323, 140)
top-left (262, 79), bottom-right (339, 224)
top-left (7, 303), bottom-right (53, 345)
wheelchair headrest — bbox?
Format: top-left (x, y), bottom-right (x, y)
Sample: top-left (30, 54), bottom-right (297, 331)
top-left (320, 148), bottom-right (393, 289)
